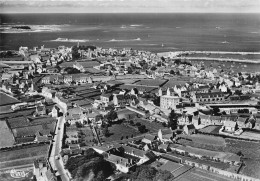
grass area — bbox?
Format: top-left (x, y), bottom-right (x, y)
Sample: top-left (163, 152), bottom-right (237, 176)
top-left (0, 121), bottom-right (15, 148)
top-left (133, 118), bottom-right (165, 133)
top-left (0, 92), bottom-right (20, 106)
top-left (101, 124), bottom-right (140, 143)
top-left (178, 134), bottom-right (226, 147)
top-left (0, 144), bottom-right (49, 162)
top-left (199, 125), bottom-right (222, 134)
top-left (176, 168), bottom-right (234, 181)
top-left (0, 159), bottom-right (34, 169)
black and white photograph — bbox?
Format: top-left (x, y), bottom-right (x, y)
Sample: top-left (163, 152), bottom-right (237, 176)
top-left (0, 0), bottom-right (260, 180)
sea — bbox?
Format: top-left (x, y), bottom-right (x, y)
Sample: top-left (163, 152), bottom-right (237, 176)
top-left (0, 13), bottom-right (260, 72)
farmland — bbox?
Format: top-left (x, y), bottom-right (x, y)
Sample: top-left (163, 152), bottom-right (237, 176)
top-left (0, 144), bottom-right (49, 163)
top-left (199, 125), bottom-right (222, 134)
top-left (0, 92), bottom-right (20, 106)
top-left (177, 134), bottom-right (226, 147)
top-left (0, 121), bottom-right (15, 148)
top-left (175, 168), bottom-right (235, 181)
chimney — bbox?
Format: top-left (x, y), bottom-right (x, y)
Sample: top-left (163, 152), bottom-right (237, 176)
top-left (132, 150), bottom-right (134, 155)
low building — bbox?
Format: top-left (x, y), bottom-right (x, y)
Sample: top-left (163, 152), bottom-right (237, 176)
top-left (223, 121), bottom-right (237, 132)
top-left (33, 157), bottom-right (57, 181)
top-left (183, 124), bottom-right (196, 135)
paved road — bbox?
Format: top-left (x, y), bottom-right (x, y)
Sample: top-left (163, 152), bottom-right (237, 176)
top-left (49, 97), bottom-right (70, 181)
top-left (31, 93), bottom-right (70, 181)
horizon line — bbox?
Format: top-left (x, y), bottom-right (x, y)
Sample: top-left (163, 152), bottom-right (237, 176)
top-left (1, 12), bottom-right (260, 14)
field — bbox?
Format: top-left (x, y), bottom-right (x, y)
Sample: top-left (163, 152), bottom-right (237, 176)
top-left (135, 79), bottom-right (168, 87)
top-left (101, 124), bottom-right (140, 143)
top-left (175, 168), bottom-right (234, 181)
top-left (199, 125), bottom-right (222, 134)
top-left (178, 134), bottom-right (226, 147)
top-left (0, 144), bottom-right (49, 163)
top-left (239, 131), bottom-right (260, 141)
top-left (0, 121), bottom-right (15, 148)
top-left (0, 92), bottom-right (20, 106)
top-left (134, 118), bottom-right (166, 133)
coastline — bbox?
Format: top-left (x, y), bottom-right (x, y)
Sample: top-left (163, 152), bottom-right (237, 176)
top-left (174, 57), bottom-right (260, 64)
top-left (159, 51), bottom-right (260, 64)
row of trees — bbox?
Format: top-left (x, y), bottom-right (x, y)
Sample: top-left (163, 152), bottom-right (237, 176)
top-left (114, 165), bottom-right (174, 181)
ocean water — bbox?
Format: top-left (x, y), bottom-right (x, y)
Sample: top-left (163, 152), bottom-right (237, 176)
top-left (1, 13), bottom-right (260, 53)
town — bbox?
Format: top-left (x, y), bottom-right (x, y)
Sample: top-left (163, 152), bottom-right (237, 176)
top-left (1, 44), bottom-right (260, 181)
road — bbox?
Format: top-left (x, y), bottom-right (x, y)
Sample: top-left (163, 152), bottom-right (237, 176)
top-left (48, 96), bottom-right (70, 181)
top-left (31, 92), bottom-right (70, 181)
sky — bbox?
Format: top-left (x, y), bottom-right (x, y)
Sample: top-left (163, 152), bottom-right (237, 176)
top-left (0, 0), bottom-right (260, 13)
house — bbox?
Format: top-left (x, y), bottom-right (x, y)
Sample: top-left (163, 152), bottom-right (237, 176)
top-left (34, 104), bottom-right (46, 117)
top-left (33, 157), bottom-right (57, 181)
top-left (183, 124), bottom-right (196, 135)
top-left (141, 134), bottom-right (157, 145)
top-left (223, 121), bottom-right (237, 132)
top-left (51, 106), bottom-right (60, 118)
top-left (210, 116), bottom-right (222, 125)
top-left (104, 145), bottom-right (156, 173)
top-left (158, 143), bottom-right (169, 152)
top-left (178, 114), bottom-right (192, 125)
top-left (160, 95), bottom-right (180, 110)
top-left (66, 107), bottom-right (87, 124)
top-left (254, 118), bottom-right (260, 130)
top-left (199, 115), bottom-right (211, 126)
top-left (113, 94), bottom-right (128, 107)
top-left (192, 116), bottom-right (200, 125)
top-left (100, 93), bottom-right (113, 104)
top-left (236, 117), bottom-right (248, 128)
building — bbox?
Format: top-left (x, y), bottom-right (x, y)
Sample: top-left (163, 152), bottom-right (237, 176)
top-left (100, 93), bottom-right (113, 104)
top-left (160, 95), bottom-right (180, 110)
top-left (104, 144), bottom-right (156, 173)
top-left (33, 157), bottom-right (57, 181)
top-left (183, 124), bottom-right (196, 135)
top-left (193, 92), bottom-right (225, 103)
top-left (223, 121), bottom-right (237, 132)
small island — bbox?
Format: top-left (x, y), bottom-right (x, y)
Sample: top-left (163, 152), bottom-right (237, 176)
top-left (11, 26), bottom-right (31, 30)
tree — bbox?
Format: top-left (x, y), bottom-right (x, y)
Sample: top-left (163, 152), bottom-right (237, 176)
top-left (170, 70), bottom-right (175, 75)
top-left (75, 121), bottom-right (83, 128)
top-left (71, 45), bottom-right (80, 60)
top-left (150, 66), bottom-right (157, 71)
top-left (168, 110), bottom-right (178, 130)
top-left (212, 107), bottom-right (220, 116)
top-left (105, 110), bottom-right (118, 123)
top-left (102, 125), bottom-right (109, 137)
top-left (234, 90), bottom-right (242, 96)
top-left (153, 96), bottom-right (160, 106)
top-left (127, 67), bottom-right (133, 74)
top-left (138, 125), bottom-right (146, 133)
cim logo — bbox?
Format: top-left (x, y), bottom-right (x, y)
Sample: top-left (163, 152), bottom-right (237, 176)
top-left (10, 169), bottom-right (29, 178)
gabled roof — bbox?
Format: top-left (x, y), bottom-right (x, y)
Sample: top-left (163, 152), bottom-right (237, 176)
top-left (185, 124), bottom-right (195, 130)
top-left (224, 120), bottom-right (237, 128)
